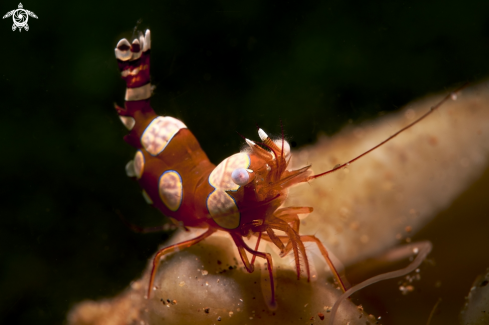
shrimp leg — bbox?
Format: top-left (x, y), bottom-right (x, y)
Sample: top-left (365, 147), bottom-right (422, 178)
top-left (147, 228), bottom-right (216, 298)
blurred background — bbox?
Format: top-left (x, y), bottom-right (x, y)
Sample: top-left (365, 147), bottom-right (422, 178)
top-left (1, 0), bottom-right (489, 324)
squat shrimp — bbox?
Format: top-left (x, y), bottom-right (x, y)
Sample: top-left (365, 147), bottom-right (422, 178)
top-left (113, 29), bottom-right (463, 315)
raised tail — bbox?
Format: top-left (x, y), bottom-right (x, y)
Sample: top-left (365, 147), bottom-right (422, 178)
top-left (114, 29), bottom-right (157, 149)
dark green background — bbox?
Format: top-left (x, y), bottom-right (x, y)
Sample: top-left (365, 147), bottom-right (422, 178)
top-left (2, 0), bottom-right (489, 324)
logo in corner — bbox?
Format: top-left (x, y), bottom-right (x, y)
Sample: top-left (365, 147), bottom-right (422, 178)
top-left (3, 3), bottom-right (38, 32)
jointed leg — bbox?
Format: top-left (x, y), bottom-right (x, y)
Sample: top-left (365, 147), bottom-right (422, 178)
top-left (265, 227), bottom-right (286, 252)
top-left (274, 207), bottom-right (312, 233)
top-left (275, 206), bottom-right (313, 218)
top-left (293, 235), bottom-right (350, 292)
top-left (270, 210), bottom-right (349, 291)
top-left (262, 230), bottom-right (349, 292)
top-left (278, 214), bottom-right (300, 233)
top-left (147, 228), bottom-right (216, 298)
top-left (268, 219), bottom-right (310, 281)
top-left (260, 225), bottom-right (301, 278)
top-left (231, 234), bottom-right (277, 307)
top-left (232, 233), bottom-right (254, 273)
top-left (260, 229), bottom-right (301, 279)
top-left (250, 231), bottom-right (263, 266)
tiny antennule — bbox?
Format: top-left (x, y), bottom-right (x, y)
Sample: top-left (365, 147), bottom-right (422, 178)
top-left (258, 128), bottom-right (269, 141)
top-left (231, 168), bottom-right (250, 186)
top-left (245, 138), bottom-right (256, 148)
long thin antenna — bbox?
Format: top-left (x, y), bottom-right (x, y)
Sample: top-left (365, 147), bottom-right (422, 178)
top-left (280, 119), bottom-right (285, 158)
top-left (309, 83), bottom-right (469, 181)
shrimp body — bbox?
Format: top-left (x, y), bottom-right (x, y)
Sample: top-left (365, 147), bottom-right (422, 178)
top-left (114, 30), bottom-right (346, 305)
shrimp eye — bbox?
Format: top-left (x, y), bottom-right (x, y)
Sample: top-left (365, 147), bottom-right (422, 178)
top-left (231, 168), bottom-right (250, 186)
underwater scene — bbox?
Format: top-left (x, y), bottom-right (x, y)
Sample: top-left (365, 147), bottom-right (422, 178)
top-left (2, 0), bottom-right (489, 324)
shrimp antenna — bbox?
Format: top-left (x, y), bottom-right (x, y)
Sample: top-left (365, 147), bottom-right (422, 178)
top-left (235, 130), bottom-right (247, 141)
top-left (280, 119), bottom-right (285, 158)
top-left (308, 83), bottom-right (469, 181)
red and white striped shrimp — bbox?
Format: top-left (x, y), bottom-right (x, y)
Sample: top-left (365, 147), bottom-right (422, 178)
top-left (114, 29), bottom-right (349, 307)
top-left (113, 29), bottom-right (462, 312)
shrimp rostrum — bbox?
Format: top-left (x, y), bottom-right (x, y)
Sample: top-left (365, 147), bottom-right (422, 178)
top-left (113, 29), bottom-right (454, 309)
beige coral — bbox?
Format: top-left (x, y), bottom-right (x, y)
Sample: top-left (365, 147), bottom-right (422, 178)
top-left (288, 81), bottom-right (489, 266)
top-left (68, 82), bottom-right (489, 324)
